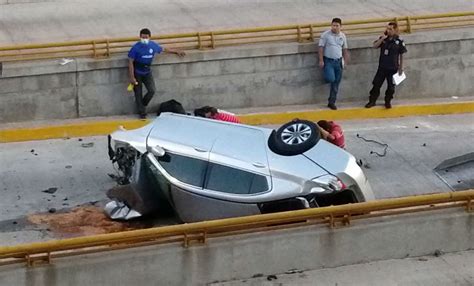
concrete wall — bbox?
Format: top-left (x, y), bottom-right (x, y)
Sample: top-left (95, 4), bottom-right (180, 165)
top-left (1, 28), bottom-right (473, 123)
top-left (0, 208), bottom-right (472, 285)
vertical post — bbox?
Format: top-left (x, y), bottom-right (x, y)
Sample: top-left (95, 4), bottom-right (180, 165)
top-left (210, 32), bottom-right (216, 49)
top-left (197, 32), bottom-right (202, 49)
top-left (309, 25), bottom-right (314, 41)
top-left (297, 25), bottom-right (302, 42)
top-left (406, 16), bottom-right (412, 33)
top-left (106, 39), bottom-right (110, 57)
top-left (92, 41), bottom-right (97, 58)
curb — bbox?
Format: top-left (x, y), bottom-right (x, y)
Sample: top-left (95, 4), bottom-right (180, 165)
top-left (1, 101), bottom-right (473, 143)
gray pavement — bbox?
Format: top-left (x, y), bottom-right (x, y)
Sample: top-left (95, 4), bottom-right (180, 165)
top-left (1, 0), bottom-right (472, 45)
top-left (0, 113), bottom-right (473, 245)
top-left (211, 249), bottom-right (474, 286)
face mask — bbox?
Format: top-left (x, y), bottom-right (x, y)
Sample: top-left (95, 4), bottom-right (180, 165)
top-left (140, 38), bottom-right (150, 45)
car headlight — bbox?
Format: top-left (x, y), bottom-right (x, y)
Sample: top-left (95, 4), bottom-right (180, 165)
top-left (312, 174), bottom-right (346, 192)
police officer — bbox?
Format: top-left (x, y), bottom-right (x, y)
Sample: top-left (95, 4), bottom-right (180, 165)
top-left (128, 28), bottom-right (185, 119)
top-left (365, 22), bottom-right (407, 109)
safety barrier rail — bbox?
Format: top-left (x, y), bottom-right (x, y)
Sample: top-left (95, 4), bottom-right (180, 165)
top-left (0, 12), bottom-right (473, 62)
top-left (0, 189), bottom-right (473, 267)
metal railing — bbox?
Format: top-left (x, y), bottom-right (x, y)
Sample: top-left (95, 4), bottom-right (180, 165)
top-left (0, 189), bottom-right (472, 267)
top-left (0, 12), bottom-right (473, 62)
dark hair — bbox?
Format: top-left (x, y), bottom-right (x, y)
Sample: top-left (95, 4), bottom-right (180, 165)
top-left (157, 99), bottom-right (186, 116)
top-left (139, 28), bottom-right (151, 36)
top-left (332, 18), bottom-right (342, 25)
top-left (317, 120), bottom-right (331, 132)
top-left (388, 22), bottom-right (398, 30)
top-left (194, 106), bottom-right (218, 117)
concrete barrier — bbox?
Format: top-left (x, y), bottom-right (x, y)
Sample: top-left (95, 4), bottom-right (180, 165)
top-left (0, 28), bottom-right (473, 123)
top-left (0, 208), bottom-right (472, 285)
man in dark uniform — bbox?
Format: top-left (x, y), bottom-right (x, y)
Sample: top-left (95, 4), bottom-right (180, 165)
top-left (128, 28), bottom-right (185, 119)
top-left (365, 22), bottom-right (407, 109)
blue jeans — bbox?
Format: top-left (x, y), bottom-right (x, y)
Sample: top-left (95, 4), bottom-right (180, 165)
top-left (323, 57), bottom-right (343, 105)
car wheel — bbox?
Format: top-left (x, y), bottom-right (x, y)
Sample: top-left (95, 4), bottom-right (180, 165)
top-left (268, 119), bottom-right (320, 156)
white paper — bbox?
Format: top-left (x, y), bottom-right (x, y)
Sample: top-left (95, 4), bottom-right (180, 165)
top-left (392, 72), bottom-right (406, 86)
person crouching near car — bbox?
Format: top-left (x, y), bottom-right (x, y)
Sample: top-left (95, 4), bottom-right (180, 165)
top-left (194, 106), bottom-right (241, 123)
top-left (317, 120), bottom-right (345, 148)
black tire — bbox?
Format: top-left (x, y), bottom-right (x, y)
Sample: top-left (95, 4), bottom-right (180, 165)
top-left (268, 119), bottom-right (320, 156)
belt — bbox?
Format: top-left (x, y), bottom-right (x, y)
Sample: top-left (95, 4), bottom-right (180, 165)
top-left (323, 56), bottom-right (342, 61)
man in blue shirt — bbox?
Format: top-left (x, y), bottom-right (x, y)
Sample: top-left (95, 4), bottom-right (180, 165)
top-left (128, 28), bottom-right (185, 118)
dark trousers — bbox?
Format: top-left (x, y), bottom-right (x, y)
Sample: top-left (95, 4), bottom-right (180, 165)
top-left (133, 72), bottom-right (156, 116)
top-left (369, 67), bottom-right (397, 103)
top-left (323, 57), bottom-right (343, 105)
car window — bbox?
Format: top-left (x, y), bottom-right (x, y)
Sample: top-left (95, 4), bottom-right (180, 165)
top-left (157, 153), bottom-right (207, 187)
top-left (205, 163), bottom-right (269, 194)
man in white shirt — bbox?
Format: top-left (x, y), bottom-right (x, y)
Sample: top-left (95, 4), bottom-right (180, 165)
top-left (318, 18), bottom-right (349, 110)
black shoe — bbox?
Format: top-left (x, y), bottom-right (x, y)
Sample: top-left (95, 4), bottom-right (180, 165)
top-left (365, 102), bottom-right (376, 108)
top-left (327, 103), bottom-right (337, 110)
top-left (139, 113), bottom-right (147, 119)
top-left (385, 101), bottom-right (392, 109)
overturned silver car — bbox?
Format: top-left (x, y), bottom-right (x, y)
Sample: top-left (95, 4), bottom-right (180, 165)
top-left (106, 113), bottom-right (374, 222)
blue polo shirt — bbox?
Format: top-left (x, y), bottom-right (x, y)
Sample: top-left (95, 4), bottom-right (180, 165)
top-left (128, 41), bottom-right (163, 75)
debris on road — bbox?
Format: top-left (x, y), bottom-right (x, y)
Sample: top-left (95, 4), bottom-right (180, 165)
top-left (42, 187), bottom-right (58, 194)
top-left (267, 275), bottom-right (278, 281)
top-left (65, 165), bottom-right (72, 169)
top-left (81, 142), bottom-right (94, 148)
top-left (104, 201), bottom-right (142, 220)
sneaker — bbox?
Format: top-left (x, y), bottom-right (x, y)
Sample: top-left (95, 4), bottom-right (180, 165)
top-left (365, 102), bottom-right (376, 108)
top-left (385, 101), bottom-right (392, 109)
top-left (327, 103), bottom-right (337, 110)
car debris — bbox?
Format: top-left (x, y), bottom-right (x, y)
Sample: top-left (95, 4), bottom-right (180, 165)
top-left (105, 113), bottom-right (374, 222)
top-left (104, 201), bottom-right (142, 220)
top-left (42, 187), bottom-right (58, 194)
top-left (81, 142), bottom-right (94, 148)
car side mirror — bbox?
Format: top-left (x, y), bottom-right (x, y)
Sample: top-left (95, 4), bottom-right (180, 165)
top-left (147, 145), bottom-right (166, 157)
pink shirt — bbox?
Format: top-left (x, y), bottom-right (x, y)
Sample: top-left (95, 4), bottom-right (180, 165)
top-left (211, 112), bottom-right (241, 123)
top-left (328, 122), bottom-right (345, 148)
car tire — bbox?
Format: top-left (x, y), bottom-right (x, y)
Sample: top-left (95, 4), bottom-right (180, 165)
top-left (268, 119), bottom-right (320, 156)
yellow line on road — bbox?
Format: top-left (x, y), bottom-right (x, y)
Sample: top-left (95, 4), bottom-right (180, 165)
top-left (0, 120), bottom-right (149, 143)
top-left (239, 102), bottom-right (474, 125)
top-left (1, 102), bottom-right (473, 143)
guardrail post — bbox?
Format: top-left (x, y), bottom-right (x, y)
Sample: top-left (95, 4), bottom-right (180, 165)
top-left (210, 32), bottom-right (216, 49)
top-left (297, 25), bottom-right (302, 42)
top-left (467, 198), bottom-right (473, 212)
top-left (183, 233), bottom-right (189, 248)
top-left (92, 41), bottom-right (97, 58)
top-left (106, 39), bottom-right (110, 57)
top-left (309, 25), bottom-right (314, 41)
top-left (197, 33), bottom-right (203, 50)
top-left (406, 16), bottom-right (413, 33)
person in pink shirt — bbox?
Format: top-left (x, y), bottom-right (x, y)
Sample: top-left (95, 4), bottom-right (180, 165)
top-left (194, 106), bottom-right (241, 123)
top-left (317, 120), bottom-right (345, 148)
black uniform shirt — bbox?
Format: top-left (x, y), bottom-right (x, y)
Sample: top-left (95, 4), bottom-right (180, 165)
top-left (378, 36), bottom-right (407, 70)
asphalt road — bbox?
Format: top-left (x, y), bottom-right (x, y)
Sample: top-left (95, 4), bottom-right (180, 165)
top-left (0, 113), bottom-right (473, 244)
